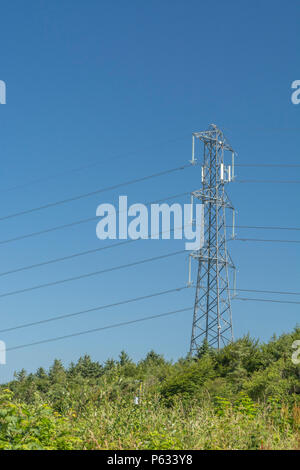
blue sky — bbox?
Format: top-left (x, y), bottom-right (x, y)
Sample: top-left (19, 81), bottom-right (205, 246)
top-left (0, 0), bottom-right (299, 382)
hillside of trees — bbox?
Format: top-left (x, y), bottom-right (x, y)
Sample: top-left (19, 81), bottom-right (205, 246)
top-left (0, 327), bottom-right (299, 450)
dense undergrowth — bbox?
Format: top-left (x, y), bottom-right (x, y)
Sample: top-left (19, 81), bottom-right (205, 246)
top-left (0, 327), bottom-right (300, 450)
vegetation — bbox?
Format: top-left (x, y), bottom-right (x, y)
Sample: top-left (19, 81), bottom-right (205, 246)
top-left (0, 327), bottom-right (300, 450)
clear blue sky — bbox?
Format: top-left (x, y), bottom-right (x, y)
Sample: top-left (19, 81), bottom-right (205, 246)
top-left (0, 0), bottom-right (299, 382)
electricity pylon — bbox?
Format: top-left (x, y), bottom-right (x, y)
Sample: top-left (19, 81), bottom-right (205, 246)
top-left (189, 124), bottom-right (236, 354)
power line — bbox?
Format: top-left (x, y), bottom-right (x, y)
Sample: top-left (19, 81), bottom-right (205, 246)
top-left (0, 191), bottom-right (189, 246)
top-left (0, 250), bottom-right (186, 299)
top-left (234, 288), bottom-right (300, 296)
top-left (233, 238), bottom-right (300, 244)
top-left (232, 225), bottom-right (300, 232)
top-left (0, 221), bottom-right (193, 278)
top-left (236, 164), bottom-right (300, 168)
top-left (1, 229), bottom-right (298, 282)
top-left (0, 164), bottom-right (192, 222)
top-left (2, 134), bottom-right (191, 194)
top-left (235, 297), bottom-right (300, 305)
top-left (0, 218), bottom-right (298, 248)
top-left (4, 158), bottom-right (298, 195)
top-left (0, 285), bottom-right (189, 333)
top-left (1, 286), bottom-right (298, 335)
top-left (3, 124), bottom-right (300, 196)
top-left (236, 179), bottom-right (300, 184)
top-left (0, 239), bottom-right (137, 277)
top-left (2, 306), bottom-right (191, 353)
top-left (3, 294), bottom-right (300, 353)
top-left (222, 126), bottom-right (300, 133)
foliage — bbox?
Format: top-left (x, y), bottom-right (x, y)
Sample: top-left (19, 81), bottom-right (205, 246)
top-left (1, 328), bottom-right (300, 450)
top-left (0, 389), bottom-right (82, 449)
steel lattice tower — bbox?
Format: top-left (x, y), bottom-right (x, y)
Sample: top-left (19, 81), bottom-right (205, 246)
top-left (189, 124), bottom-right (236, 354)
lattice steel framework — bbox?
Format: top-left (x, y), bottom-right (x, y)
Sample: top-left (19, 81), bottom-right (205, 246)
top-left (189, 124), bottom-right (236, 354)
